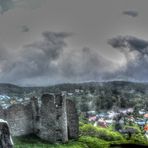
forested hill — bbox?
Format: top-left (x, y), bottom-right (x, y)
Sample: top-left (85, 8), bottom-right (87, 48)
top-left (0, 81), bottom-right (148, 94)
top-left (0, 81), bottom-right (148, 111)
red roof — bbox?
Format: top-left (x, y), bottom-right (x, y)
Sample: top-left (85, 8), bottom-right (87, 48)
top-left (144, 114), bottom-right (148, 118)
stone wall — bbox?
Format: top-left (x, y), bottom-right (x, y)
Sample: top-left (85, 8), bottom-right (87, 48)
top-left (36, 94), bottom-right (68, 143)
top-left (0, 103), bottom-right (33, 136)
top-left (0, 94), bottom-right (79, 143)
top-left (66, 99), bottom-right (79, 139)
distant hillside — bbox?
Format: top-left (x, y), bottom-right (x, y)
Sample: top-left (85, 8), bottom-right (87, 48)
top-left (1, 81), bottom-right (148, 95)
top-left (0, 81), bottom-right (148, 111)
top-left (0, 83), bottom-right (23, 96)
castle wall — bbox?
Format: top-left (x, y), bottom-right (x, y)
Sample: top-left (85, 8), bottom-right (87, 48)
top-left (55, 94), bottom-right (68, 143)
top-left (37, 94), bottom-right (68, 143)
top-left (37, 94), bottom-right (57, 142)
top-left (0, 103), bottom-right (33, 136)
top-left (66, 99), bottom-right (79, 139)
top-left (0, 94), bottom-right (78, 143)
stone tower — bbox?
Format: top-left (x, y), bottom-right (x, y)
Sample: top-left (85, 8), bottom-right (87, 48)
top-left (36, 94), bottom-right (68, 143)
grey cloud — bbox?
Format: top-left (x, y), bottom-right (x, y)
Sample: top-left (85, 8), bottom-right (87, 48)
top-left (0, 46), bottom-right (9, 60)
top-left (0, 0), bottom-right (44, 14)
top-left (23, 31), bottom-right (71, 61)
top-left (0, 0), bottom-right (14, 14)
top-left (123, 10), bottom-right (138, 17)
top-left (20, 25), bottom-right (30, 33)
top-left (0, 31), bottom-right (118, 86)
top-left (108, 35), bottom-right (148, 81)
top-left (108, 35), bottom-right (148, 54)
top-left (0, 31), bottom-right (71, 85)
top-left (59, 47), bottom-right (116, 82)
top-left (2, 32), bottom-right (148, 85)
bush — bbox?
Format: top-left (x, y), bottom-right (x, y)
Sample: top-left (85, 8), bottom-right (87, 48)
top-left (79, 136), bottom-right (109, 148)
top-left (130, 133), bottom-right (148, 145)
top-left (124, 125), bottom-right (141, 134)
top-left (80, 124), bottom-right (125, 141)
top-left (79, 121), bottom-right (85, 127)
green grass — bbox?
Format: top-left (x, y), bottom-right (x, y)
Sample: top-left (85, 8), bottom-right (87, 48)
top-left (13, 135), bottom-right (148, 148)
top-left (79, 136), bottom-right (109, 148)
top-left (13, 124), bottom-right (148, 148)
top-left (15, 143), bottom-right (83, 148)
top-left (14, 134), bottom-right (110, 148)
top-left (14, 135), bottom-right (84, 148)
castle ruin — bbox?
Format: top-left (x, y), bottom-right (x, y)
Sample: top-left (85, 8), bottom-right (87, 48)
top-left (0, 94), bottom-right (79, 143)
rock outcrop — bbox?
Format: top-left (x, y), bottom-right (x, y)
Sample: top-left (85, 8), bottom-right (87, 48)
top-left (0, 119), bottom-right (13, 148)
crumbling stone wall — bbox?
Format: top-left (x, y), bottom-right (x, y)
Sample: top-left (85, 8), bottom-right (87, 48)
top-left (0, 103), bottom-right (33, 136)
top-left (7, 104), bottom-right (33, 136)
top-left (66, 99), bottom-right (79, 139)
top-left (55, 94), bottom-right (68, 143)
top-left (0, 94), bottom-right (78, 143)
top-left (35, 94), bottom-right (68, 143)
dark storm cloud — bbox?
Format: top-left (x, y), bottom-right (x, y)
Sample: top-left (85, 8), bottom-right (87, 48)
top-left (0, 31), bottom-right (71, 85)
top-left (2, 31), bottom-right (148, 85)
top-left (0, 31), bottom-right (118, 86)
top-left (123, 10), bottom-right (138, 17)
top-left (59, 47), bottom-right (115, 82)
top-left (2, 32), bottom-right (148, 85)
top-left (108, 35), bottom-right (148, 81)
top-left (1, 0), bottom-right (148, 85)
top-left (23, 31), bottom-right (71, 60)
top-left (108, 35), bottom-right (148, 54)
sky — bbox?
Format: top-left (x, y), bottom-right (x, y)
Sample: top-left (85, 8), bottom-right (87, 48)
top-left (0, 0), bottom-right (148, 86)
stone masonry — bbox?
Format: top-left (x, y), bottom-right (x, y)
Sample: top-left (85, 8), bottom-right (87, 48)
top-left (0, 119), bottom-right (13, 148)
top-left (0, 94), bottom-right (79, 143)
